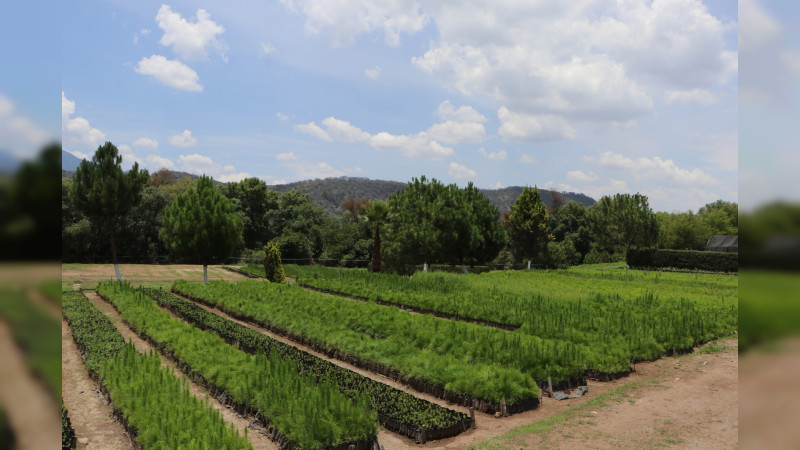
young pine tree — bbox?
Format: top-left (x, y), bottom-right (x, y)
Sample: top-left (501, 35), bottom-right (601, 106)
top-left (160, 176), bottom-right (242, 284)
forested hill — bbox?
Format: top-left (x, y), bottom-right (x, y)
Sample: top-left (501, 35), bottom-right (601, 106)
top-left (268, 177), bottom-right (595, 216)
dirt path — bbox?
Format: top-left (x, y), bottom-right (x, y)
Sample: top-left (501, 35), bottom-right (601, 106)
top-left (61, 318), bottom-right (133, 450)
top-left (482, 339), bottom-right (738, 450)
top-left (739, 337), bottom-right (800, 450)
top-left (62, 264), bottom-right (245, 287)
top-left (83, 292), bottom-right (277, 450)
top-left (173, 291), bottom-right (718, 449)
top-left (0, 322), bottom-right (61, 450)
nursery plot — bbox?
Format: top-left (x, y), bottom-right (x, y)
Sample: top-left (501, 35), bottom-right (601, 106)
top-left (145, 288), bottom-right (472, 443)
top-left (172, 280), bottom-right (633, 411)
top-left (96, 282), bottom-right (378, 449)
top-left (271, 264), bottom-right (736, 362)
top-left (61, 290), bottom-right (251, 449)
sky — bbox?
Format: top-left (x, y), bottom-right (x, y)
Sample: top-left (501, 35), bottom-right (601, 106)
top-left (4, 0), bottom-right (750, 212)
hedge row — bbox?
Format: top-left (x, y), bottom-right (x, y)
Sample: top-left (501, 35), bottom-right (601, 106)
top-left (626, 249), bottom-right (737, 273)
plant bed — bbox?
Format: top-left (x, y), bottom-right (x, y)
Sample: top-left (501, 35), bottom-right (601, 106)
top-left (62, 290), bottom-right (250, 449)
top-left (96, 283), bottom-right (379, 449)
top-left (171, 284), bottom-right (541, 416)
top-left (146, 288), bottom-right (473, 443)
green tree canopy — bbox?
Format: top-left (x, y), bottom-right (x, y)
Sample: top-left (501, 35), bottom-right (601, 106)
top-left (70, 142), bottom-right (148, 279)
top-left (160, 175), bottom-right (242, 283)
top-left (506, 186), bottom-right (554, 262)
top-left (220, 177), bottom-right (280, 249)
top-left (589, 193), bottom-right (659, 254)
top-left (383, 176), bottom-right (505, 273)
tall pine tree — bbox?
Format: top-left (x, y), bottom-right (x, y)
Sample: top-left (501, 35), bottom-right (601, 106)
top-left (70, 142), bottom-right (148, 280)
top-left (160, 175), bottom-right (242, 284)
top-left (507, 186), bottom-right (554, 263)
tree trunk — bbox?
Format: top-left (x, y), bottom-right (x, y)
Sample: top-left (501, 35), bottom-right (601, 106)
top-left (203, 265), bottom-right (208, 285)
top-left (372, 225), bottom-right (381, 272)
top-left (108, 219), bottom-right (121, 281)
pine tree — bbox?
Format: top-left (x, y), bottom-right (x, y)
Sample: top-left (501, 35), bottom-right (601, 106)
top-left (507, 186), bottom-right (554, 263)
top-left (71, 142), bottom-right (148, 280)
top-left (160, 175), bottom-right (242, 284)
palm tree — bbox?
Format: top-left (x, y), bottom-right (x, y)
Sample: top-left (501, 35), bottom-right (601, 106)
top-left (365, 201), bottom-right (389, 272)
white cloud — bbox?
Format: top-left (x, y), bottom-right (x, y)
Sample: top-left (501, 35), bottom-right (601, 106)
top-left (295, 121), bottom-right (333, 142)
top-left (156, 5), bottom-right (227, 62)
top-left (370, 131), bottom-right (453, 159)
top-left (579, 179), bottom-right (632, 201)
top-left (168, 130), bottom-right (197, 148)
top-left (321, 117), bottom-right (371, 142)
top-left (448, 161), bottom-right (477, 179)
top-left (478, 147), bottom-right (507, 161)
top-left (145, 154), bottom-right (175, 170)
top-left (276, 112), bottom-right (290, 121)
top-left (276, 152), bottom-right (297, 161)
top-left (497, 107), bottom-right (576, 143)
top-left (566, 170), bottom-right (598, 182)
top-left (178, 153), bottom-right (249, 181)
top-left (217, 172), bottom-right (251, 183)
top-left (135, 55), bottom-right (203, 92)
top-left (280, 0), bottom-right (429, 47)
top-left (666, 89), bottom-right (718, 106)
top-left (296, 115), bottom-right (454, 159)
top-left (519, 154), bottom-right (536, 164)
top-left (488, 181), bottom-right (503, 189)
top-left (117, 144), bottom-right (145, 170)
top-left (585, 151), bottom-right (719, 186)
top-left (426, 120), bottom-right (485, 144)
top-left (365, 66), bottom-right (381, 79)
top-left (61, 92), bottom-right (106, 149)
top-left (133, 28), bottom-right (151, 45)
top-left (65, 149), bottom-right (89, 160)
top-left (133, 137), bottom-right (159, 149)
top-left (437, 100), bottom-right (486, 123)
top-left (260, 42), bottom-right (276, 56)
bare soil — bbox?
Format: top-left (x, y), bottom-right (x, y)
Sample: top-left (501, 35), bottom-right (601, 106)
top-left (62, 264), bottom-right (245, 287)
top-left (61, 317), bottom-right (133, 450)
top-left (502, 339), bottom-right (738, 450)
top-left (0, 322), bottom-right (61, 450)
top-left (739, 337), bottom-right (800, 450)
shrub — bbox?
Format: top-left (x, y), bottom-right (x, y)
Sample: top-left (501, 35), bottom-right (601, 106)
top-left (263, 240), bottom-right (286, 283)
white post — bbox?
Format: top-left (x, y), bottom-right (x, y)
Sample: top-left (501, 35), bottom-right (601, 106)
top-left (423, 262), bottom-right (428, 273)
top-left (114, 263), bottom-right (122, 281)
top-left (527, 260), bottom-right (531, 270)
top-left (203, 265), bottom-right (209, 284)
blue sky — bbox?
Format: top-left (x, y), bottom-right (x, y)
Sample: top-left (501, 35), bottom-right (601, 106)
top-left (2, 0), bottom-right (747, 212)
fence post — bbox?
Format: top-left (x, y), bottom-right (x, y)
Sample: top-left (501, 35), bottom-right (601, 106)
top-left (527, 260), bottom-right (531, 270)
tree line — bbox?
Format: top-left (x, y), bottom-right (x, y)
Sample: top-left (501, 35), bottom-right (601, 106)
top-left (62, 142), bottom-right (738, 274)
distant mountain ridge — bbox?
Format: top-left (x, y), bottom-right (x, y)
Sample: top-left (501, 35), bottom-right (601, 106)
top-left (61, 150), bottom-right (84, 172)
top-left (266, 176), bottom-right (595, 216)
top-left (61, 168), bottom-right (595, 215)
